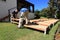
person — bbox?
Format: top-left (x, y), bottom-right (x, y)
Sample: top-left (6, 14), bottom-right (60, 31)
top-left (11, 9), bottom-right (18, 23)
top-left (12, 9), bottom-right (18, 18)
top-left (18, 8), bottom-right (29, 28)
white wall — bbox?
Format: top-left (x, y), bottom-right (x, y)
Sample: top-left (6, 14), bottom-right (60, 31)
top-left (6, 0), bottom-right (16, 9)
top-left (0, 0), bottom-right (17, 21)
top-left (0, 1), bottom-right (8, 18)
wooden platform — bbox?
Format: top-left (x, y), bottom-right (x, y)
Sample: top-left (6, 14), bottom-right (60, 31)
top-left (24, 19), bottom-right (59, 35)
top-left (11, 18), bottom-right (59, 35)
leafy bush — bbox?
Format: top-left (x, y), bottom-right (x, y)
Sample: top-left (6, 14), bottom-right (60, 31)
top-left (56, 10), bottom-right (60, 19)
top-left (34, 10), bottom-right (40, 19)
top-left (40, 8), bottom-right (53, 18)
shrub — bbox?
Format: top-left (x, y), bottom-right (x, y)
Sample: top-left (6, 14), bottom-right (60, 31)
top-left (56, 10), bottom-right (60, 19)
top-left (34, 10), bottom-right (40, 19)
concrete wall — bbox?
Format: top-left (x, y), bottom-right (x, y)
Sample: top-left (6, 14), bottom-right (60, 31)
top-left (6, 0), bottom-right (16, 9)
top-left (0, 0), bottom-right (16, 21)
top-left (0, 1), bottom-right (8, 18)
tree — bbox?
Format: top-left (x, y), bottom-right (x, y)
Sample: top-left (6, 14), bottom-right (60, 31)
top-left (40, 7), bottom-right (53, 18)
top-left (34, 10), bottom-right (40, 19)
top-left (48, 0), bottom-right (57, 18)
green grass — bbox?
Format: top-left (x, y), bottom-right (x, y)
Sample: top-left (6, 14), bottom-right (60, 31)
top-left (0, 21), bottom-right (60, 40)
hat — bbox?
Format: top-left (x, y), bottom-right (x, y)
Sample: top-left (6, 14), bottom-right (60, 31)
top-left (20, 8), bottom-right (28, 12)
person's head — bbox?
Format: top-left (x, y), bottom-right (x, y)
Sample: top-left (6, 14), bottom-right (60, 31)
top-left (12, 9), bottom-right (18, 14)
top-left (15, 9), bottom-right (18, 12)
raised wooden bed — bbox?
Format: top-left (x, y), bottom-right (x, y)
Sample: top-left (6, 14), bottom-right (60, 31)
top-left (11, 17), bottom-right (59, 35)
top-left (24, 19), bottom-right (59, 35)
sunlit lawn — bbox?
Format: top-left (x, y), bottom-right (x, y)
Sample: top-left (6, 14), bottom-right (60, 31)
top-left (0, 21), bottom-right (60, 40)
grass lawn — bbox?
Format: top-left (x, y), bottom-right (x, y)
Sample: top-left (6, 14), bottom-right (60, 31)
top-left (0, 21), bottom-right (60, 40)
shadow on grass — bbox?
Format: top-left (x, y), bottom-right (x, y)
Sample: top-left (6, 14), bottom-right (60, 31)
top-left (0, 21), bottom-right (10, 23)
top-left (54, 24), bottom-right (60, 40)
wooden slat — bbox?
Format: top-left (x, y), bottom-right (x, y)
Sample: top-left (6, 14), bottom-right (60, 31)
top-left (12, 21), bottom-right (18, 24)
top-left (36, 22), bottom-right (51, 26)
top-left (24, 25), bottom-right (48, 31)
top-left (11, 18), bottom-right (19, 21)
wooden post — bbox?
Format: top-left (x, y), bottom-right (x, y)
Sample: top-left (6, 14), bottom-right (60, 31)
top-left (44, 29), bottom-right (46, 35)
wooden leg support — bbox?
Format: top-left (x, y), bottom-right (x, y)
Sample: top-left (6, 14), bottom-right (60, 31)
top-left (44, 29), bottom-right (46, 35)
top-left (49, 25), bottom-right (50, 29)
top-left (53, 24), bottom-right (54, 26)
top-left (18, 19), bottom-right (22, 28)
top-left (18, 18), bottom-right (24, 28)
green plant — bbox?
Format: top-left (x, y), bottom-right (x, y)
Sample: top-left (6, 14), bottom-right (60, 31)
top-left (34, 10), bottom-right (40, 19)
top-left (56, 13), bottom-right (60, 19)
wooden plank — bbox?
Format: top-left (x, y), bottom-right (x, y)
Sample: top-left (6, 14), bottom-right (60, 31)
top-left (35, 22), bottom-right (51, 26)
top-left (12, 21), bottom-right (18, 24)
top-left (11, 18), bottom-right (19, 21)
top-left (24, 25), bottom-right (48, 31)
top-left (44, 19), bottom-right (59, 24)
